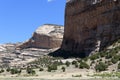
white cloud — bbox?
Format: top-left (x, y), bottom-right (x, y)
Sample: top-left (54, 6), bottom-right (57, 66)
top-left (47, 0), bottom-right (54, 2)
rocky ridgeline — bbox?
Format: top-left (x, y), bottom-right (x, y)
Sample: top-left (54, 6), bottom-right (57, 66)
top-left (0, 24), bottom-right (64, 67)
top-left (18, 24), bottom-right (64, 49)
top-left (61, 0), bottom-right (120, 57)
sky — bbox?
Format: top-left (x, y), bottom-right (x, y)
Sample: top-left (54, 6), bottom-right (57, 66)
top-left (0, 0), bottom-right (66, 44)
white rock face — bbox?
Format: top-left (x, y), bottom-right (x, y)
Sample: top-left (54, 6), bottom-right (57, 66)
top-left (18, 24), bottom-right (64, 49)
top-left (0, 43), bottom-right (57, 68)
top-left (0, 45), bottom-right (6, 51)
top-left (36, 24), bottom-right (55, 35)
top-left (67, 0), bottom-right (102, 4)
top-left (35, 24), bottom-right (64, 37)
top-left (66, 0), bottom-right (74, 3)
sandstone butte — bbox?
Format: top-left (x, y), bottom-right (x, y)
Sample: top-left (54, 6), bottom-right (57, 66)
top-left (60, 0), bottom-right (120, 57)
top-left (18, 24), bottom-right (64, 49)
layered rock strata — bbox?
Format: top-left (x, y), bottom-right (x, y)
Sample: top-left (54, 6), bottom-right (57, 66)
top-left (61, 0), bottom-right (120, 56)
top-left (18, 24), bottom-right (64, 49)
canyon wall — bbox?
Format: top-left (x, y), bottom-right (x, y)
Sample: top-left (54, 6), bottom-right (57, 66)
top-left (61, 0), bottom-right (120, 56)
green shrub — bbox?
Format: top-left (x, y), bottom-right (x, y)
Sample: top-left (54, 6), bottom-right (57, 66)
top-left (95, 62), bottom-right (108, 72)
top-left (6, 67), bottom-right (11, 72)
top-left (72, 61), bottom-right (77, 65)
top-left (47, 64), bottom-right (57, 72)
top-left (91, 60), bottom-right (95, 64)
top-left (53, 61), bottom-right (63, 66)
top-left (26, 67), bottom-right (36, 75)
top-left (61, 67), bottom-right (65, 72)
top-left (75, 63), bottom-right (79, 68)
top-left (99, 51), bottom-right (106, 57)
top-left (1, 69), bottom-right (4, 72)
top-left (118, 63), bottom-right (120, 69)
top-left (105, 53), bottom-right (112, 59)
top-left (111, 58), bottom-right (118, 64)
top-left (90, 54), bottom-right (99, 60)
top-left (39, 68), bottom-right (44, 71)
top-left (10, 68), bottom-right (21, 74)
top-left (31, 70), bottom-right (36, 75)
top-left (72, 60), bottom-right (78, 68)
top-left (83, 58), bottom-right (88, 62)
top-left (107, 61), bottom-right (112, 66)
top-left (77, 59), bottom-right (82, 63)
top-left (114, 55), bottom-right (120, 60)
top-left (65, 61), bottom-right (70, 67)
top-left (99, 59), bottom-right (102, 61)
top-left (79, 62), bottom-right (90, 69)
top-left (0, 69), bottom-right (4, 73)
top-left (72, 74), bottom-right (82, 77)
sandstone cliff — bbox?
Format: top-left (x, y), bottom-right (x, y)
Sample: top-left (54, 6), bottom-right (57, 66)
top-left (61, 0), bottom-right (120, 57)
top-left (18, 24), bottom-right (64, 49)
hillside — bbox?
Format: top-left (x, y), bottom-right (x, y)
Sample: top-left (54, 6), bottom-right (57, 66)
top-left (0, 39), bottom-right (119, 79)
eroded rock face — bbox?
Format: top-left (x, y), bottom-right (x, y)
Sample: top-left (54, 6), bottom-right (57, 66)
top-left (18, 24), bottom-right (64, 49)
top-left (61, 0), bottom-right (120, 56)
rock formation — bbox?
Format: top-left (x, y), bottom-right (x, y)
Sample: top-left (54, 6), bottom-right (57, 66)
top-left (0, 42), bottom-right (57, 67)
top-left (61, 0), bottom-right (120, 56)
top-left (18, 24), bottom-right (64, 49)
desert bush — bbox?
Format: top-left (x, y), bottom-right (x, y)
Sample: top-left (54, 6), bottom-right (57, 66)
top-left (99, 59), bottom-right (102, 61)
top-left (10, 68), bottom-right (21, 74)
top-left (72, 61), bottom-right (77, 65)
top-left (114, 55), bottom-right (120, 60)
top-left (6, 67), bottom-right (11, 72)
top-left (77, 59), bottom-right (82, 63)
top-left (111, 58), bottom-right (118, 64)
top-left (79, 62), bottom-right (90, 69)
top-left (90, 54), bottom-right (99, 60)
top-left (47, 64), bottom-right (57, 72)
top-left (0, 69), bottom-right (4, 73)
top-left (65, 61), bottom-right (70, 67)
top-left (26, 67), bottom-right (36, 75)
top-left (83, 57), bottom-right (88, 62)
top-left (39, 67), bottom-right (44, 71)
top-left (118, 63), bottom-right (120, 69)
top-left (91, 60), bottom-right (95, 64)
top-left (99, 51), bottom-right (106, 57)
top-left (53, 61), bottom-right (63, 66)
top-left (107, 61), bottom-right (112, 65)
top-left (61, 66), bottom-right (65, 72)
top-left (105, 53), bottom-right (112, 59)
top-left (72, 74), bottom-right (82, 77)
top-left (75, 63), bottom-right (79, 68)
top-left (95, 62), bottom-right (108, 72)
top-left (71, 60), bottom-right (78, 68)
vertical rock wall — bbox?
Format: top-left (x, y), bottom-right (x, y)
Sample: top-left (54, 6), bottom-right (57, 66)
top-left (61, 0), bottom-right (120, 56)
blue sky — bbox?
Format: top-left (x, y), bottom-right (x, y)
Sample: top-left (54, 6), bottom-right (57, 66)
top-left (0, 0), bottom-right (66, 44)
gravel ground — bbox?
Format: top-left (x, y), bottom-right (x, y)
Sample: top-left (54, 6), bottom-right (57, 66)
top-left (0, 77), bottom-right (120, 80)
